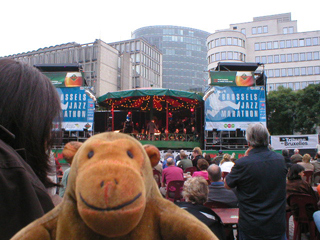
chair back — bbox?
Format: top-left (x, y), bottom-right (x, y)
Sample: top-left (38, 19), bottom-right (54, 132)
top-left (204, 201), bottom-right (231, 209)
top-left (166, 180), bottom-right (185, 202)
top-left (303, 170), bottom-right (314, 184)
top-left (184, 166), bottom-right (197, 175)
top-left (153, 169), bottom-right (161, 188)
top-left (221, 171), bottom-right (229, 180)
top-left (287, 193), bottom-right (318, 240)
top-left (313, 171), bottom-right (320, 186)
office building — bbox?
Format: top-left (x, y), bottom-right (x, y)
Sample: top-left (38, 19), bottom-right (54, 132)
top-left (207, 13), bottom-right (320, 91)
top-left (108, 38), bottom-right (162, 89)
top-left (132, 25), bottom-right (210, 92)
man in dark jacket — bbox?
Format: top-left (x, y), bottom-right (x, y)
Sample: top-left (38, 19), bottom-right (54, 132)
top-left (225, 123), bottom-right (287, 240)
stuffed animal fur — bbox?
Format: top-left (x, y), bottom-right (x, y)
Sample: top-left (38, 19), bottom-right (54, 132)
top-left (11, 132), bottom-right (217, 240)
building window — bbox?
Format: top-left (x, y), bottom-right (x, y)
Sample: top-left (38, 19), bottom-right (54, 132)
top-left (257, 26), bottom-right (262, 34)
top-left (283, 27), bottom-right (288, 34)
top-left (286, 40), bottom-right (292, 48)
top-left (307, 67), bottom-right (313, 75)
top-left (306, 38), bottom-right (312, 46)
top-left (289, 27), bottom-right (294, 33)
top-left (275, 69), bottom-right (280, 77)
top-left (300, 53), bottom-right (306, 61)
top-left (293, 39), bottom-right (298, 47)
top-left (255, 56), bottom-right (260, 62)
top-left (263, 26), bottom-right (268, 33)
top-left (301, 82), bottom-right (307, 89)
top-left (293, 53), bottom-right (299, 62)
top-left (221, 52), bottom-right (226, 60)
top-left (261, 56), bottom-right (267, 63)
top-left (281, 69), bottom-right (286, 77)
top-left (315, 66), bottom-right (320, 74)
top-left (313, 37), bottom-right (319, 46)
top-left (241, 28), bottom-right (246, 35)
top-left (227, 37), bottom-right (232, 45)
top-left (301, 67), bottom-right (306, 75)
top-left (234, 52), bottom-right (239, 60)
top-left (294, 68), bottom-right (300, 76)
top-left (221, 38), bottom-right (226, 46)
top-left (252, 27), bottom-right (257, 35)
top-left (287, 54), bottom-right (292, 62)
top-left (299, 39), bottom-right (305, 47)
top-left (215, 39), bottom-right (220, 47)
top-left (280, 41), bottom-right (285, 48)
top-left (307, 52), bottom-right (312, 60)
top-left (268, 69), bottom-right (274, 78)
top-left (273, 41), bottom-right (279, 49)
top-left (261, 42), bottom-right (266, 50)
top-left (255, 43), bottom-right (260, 51)
top-left (233, 38), bottom-right (238, 46)
top-left (267, 55), bottom-right (273, 63)
top-left (216, 52), bottom-right (220, 61)
top-left (280, 54), bottom-right (286, 62)
top-left (314, 52), bottom-right (319, 60)
top-left (274, 55), bottom-right (280, 63)
top-left (288, 82), bottom-right (293, 89)
top-left (295, 82), bottom-right (300, 90)
top-left (267, 41), bottom-right (272, 50)
top-left (288, 68), bottom-right (293, 76)
top-left (227, 51), bottom-right (233, 60)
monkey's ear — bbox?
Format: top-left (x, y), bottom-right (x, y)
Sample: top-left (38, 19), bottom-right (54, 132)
top-left (144, 145), bottom-right (160, 168)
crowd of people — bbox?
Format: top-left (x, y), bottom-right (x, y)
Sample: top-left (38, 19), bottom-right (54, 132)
top-left (153, 124), bottom-right (320, 240)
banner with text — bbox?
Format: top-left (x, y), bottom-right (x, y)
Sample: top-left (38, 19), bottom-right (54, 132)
top-left (56, 87), bottom-right (95, 131)
top-left (204, 86), bottom-right (266, 131)
top-left (209, 71), bottom-right (255, 86)
top-left (271, 134), bottom-right (319, 150)
top-left (44, 72), bottom-right (84, 88)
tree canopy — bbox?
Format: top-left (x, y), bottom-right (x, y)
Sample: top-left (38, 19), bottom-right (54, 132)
top-left (267, 84), bottom-right (320, 135)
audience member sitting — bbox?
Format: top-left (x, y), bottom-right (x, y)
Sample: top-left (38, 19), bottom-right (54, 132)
top-left (160, 157), bottom-right (184, 197)
top-left (298, 153), bottom-right (315, 172)
top-left (219, 153), bottom-right (234, 173)
top-left (291, 148), bottom-right (303, 163)
top-left (59, 141), bottom-right (83, 198)
top-left (162, 150), bottom-right (175, 169)
top-left (286, 164), bottom-right (318, 202)
top-left (192, 159), bottom-right (209, 180)
top-left (203, 153), bottom-right (213, 165)
top-left (312, 151), bottom-right (320, 177)
top-left (207, 164), bottom-right (238, 208)
top-left (177, 151), bottom-right (193, 171)
top-left (191, 147), bottom-right (203, 170)
top-left (175, 177), bottom-right (226, 240)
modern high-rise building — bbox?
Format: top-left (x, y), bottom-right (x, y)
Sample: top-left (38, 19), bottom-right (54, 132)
top-left (207, 13), bottom-right (320, 91)
top-left (132, 25), bottom-right (210, 92)
top-left (108, 38), bottom-right (162, 89)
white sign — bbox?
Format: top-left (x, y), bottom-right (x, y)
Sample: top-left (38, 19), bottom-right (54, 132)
top-left (271, 134), bottom-right (319, 150)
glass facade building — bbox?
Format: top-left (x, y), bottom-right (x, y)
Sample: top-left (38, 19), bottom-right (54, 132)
top-left (132, 26), bottom-right (210, 92)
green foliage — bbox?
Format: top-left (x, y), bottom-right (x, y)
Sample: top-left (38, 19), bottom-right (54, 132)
top-left (267, 84), bottom-right (320, 134)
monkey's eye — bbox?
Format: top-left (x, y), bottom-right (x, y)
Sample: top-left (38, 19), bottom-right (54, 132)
top-left (127, 150), bottom-right (133, 158)
top-left (88, 151), bottom-right (94, 159)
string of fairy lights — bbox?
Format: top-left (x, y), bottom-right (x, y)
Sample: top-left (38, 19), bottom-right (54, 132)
top-left (104, 95), bottom-right (199, 111)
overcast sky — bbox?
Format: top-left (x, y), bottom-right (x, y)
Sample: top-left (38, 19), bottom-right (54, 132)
top-left (1, 0), bottom-right (319, 57)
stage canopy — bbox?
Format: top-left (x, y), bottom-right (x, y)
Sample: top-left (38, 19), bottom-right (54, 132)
top-left (97, 88), bottom-right (203, 111)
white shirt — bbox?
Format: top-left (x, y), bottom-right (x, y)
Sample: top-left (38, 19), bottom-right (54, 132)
top-left (219, 161), bottom-right (235, 173)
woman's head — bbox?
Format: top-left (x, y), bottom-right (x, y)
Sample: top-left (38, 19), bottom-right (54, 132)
top-left (287, 164), bottom-right (305, 180)
top-left (302, 153), bottom-right (311, 163)
top-left (0, 59), bottom-right (61, 187)
top-left (197, 158), bottom-right (209, 170)
top-left (182, 177), bottom-right (208, 205)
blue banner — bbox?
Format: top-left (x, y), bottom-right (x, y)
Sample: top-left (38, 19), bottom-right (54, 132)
top-left (204, 86), bottom-right (266, 131)
top-left (56, 87), bottom-right (95, 131)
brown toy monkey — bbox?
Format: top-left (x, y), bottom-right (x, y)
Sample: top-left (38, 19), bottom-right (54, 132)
top-left (11, 132), bottom-right (217, 240)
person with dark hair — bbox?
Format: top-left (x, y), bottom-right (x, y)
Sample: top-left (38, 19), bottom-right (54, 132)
top-left (207, 164), bottom-right (238, 207)
top-left (225, 123), bottom-right (288, 240)
top-left (282, 149), bottom-right (292, 169)
top-left (0, 59), bottom-right (61, 239)
top-left (192, 158), bottom-right (209, 180)
top-left (191, 147), bottom-right (203, 170)
top-left (286, 164), bottom-right (317, 200)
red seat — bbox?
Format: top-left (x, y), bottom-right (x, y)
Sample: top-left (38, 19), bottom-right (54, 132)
top-left (204, 201), bottom-right (231, 209)
top-left (152, 169), bottom-right (161, 188)
top-left (165, 180), bottom-right (185, 202)
top-left (303, 170), bottom-right (314, 185)
top-left (184, 166), bottom-right (197, 176)
top-left (288, 193), bottom-right (319, 240)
